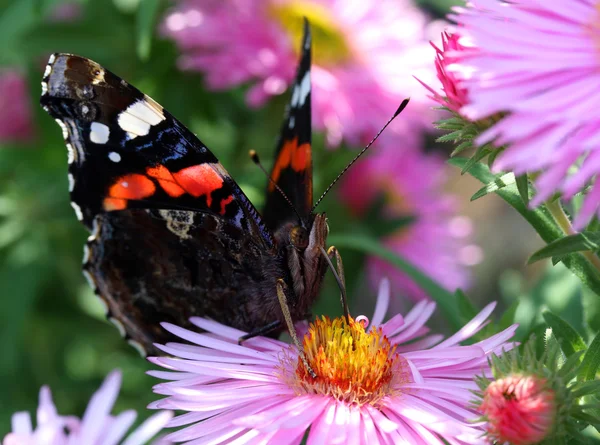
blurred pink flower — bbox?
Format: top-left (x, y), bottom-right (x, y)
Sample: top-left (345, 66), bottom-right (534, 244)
top-left (417, 31), bottom-right (471, 113)
top-left (48, 2), bottom-right (82, 22)
top-left (3, 370), bottom-right (172, 445)
top-left (339, 144), bottom-right (480, 302)
top-left (161, 0), bottom-right (435, 146)
top-left (450, 0), bottom-right (600, 229)
top-left (148, 280), bottom-right (516, 444)
top-left (0, 71), bottom-right (35, 144)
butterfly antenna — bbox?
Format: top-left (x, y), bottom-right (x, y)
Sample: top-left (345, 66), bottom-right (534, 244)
top-left (250, 150), bottom-right (303, 222)
top-left (311, 98), bottom-right (410, 213)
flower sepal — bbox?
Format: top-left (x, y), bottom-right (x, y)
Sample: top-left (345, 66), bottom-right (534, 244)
top-left (475, 335), bottom-right (600, 445)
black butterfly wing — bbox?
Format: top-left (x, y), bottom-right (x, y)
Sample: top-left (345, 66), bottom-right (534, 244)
top-left (41, 53), bottom-right (273, 248)
top-left (84, 209), bottom-right (285, 355)
top-left (40, 54), bottom-right (288, 354)
top-left (262, 20), bottom-right (313, 230)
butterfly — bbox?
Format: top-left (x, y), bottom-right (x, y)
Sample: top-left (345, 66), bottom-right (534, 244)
top-left (39, 22), bottom-right (343, 357)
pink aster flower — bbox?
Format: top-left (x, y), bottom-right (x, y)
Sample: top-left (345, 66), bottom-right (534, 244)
top-left (417, 31), bottom-right (471, 113)
top-left (449, 0), bottom-right (600, 229)
top-left (480, 374), bottom-right (556, 445)
top-left (339, 143), bottom-right (481, 302)
top-left (148, 280), bottom-right (516, 444)
top-left (161, 0), bottom-right (435, 146)
top-left (3, 370), bottom-right (173, 445)
top-left (0, 70), bottom-right (35, 144)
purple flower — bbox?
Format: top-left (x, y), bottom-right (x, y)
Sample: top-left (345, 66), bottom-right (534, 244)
top-left (450, 0), bottom-right (600, 229)
top-left (3, 370), bottom-right (172, 445)
top-left (0, 71), bottom-right (35, 144)
top-left (161, 0), bottom-right (435, 146)
top-left (148, 280), bottom-right (515, 444)
top-left (339, 144), bottom-right (481, 301)
top-left (417, 31), bottom-right (471, 113)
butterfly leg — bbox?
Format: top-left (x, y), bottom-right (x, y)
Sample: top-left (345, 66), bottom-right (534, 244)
top-left (237, 320), bottom-right (282, 345)
top-left (276, 279), bottom-right (316, 378)
top-left (321, 246), bottom-right (350, 323)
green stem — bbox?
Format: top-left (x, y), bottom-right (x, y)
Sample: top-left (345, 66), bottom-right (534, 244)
top-left (546, 200), bottom-right (600, 274)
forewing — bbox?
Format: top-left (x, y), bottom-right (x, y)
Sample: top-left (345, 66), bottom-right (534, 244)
top-left (40, 53), bottom-right (273, 248)
top-left (262, 21), bottom-right (313, 230)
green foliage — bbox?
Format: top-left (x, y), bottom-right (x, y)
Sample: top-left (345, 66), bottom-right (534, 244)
top-left (450, 158), bottom-right (600, 300)
top-left (529, 232), bottom-right (600, 264)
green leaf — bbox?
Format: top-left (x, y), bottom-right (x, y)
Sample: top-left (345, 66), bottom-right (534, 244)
top-left (529, 232), bottom-right (600, 264)
top-left (471, 172), bottom-right (515, 201)
top-left (578, 332), bottom-right (600, 381)
top-left (543, 311), bottom-right (586, 359)
top-left (455, 289), bottom-right (478, 322)
top-left (450, 140), bottom-right (473, 157)
top-left (328, 234), bottom-right (462, 330)
top-left (498, 299), bottom-right (519, 331)
top-left (449, 157), bottom-right (600, 298)
top-left (136, 0), bottom-right (160, 61)
top-left (436, 130), bottom-right (463, 143)
top-left (515, 174), bottom-right (529, 206)
top-left (460, 144), bottom-right (492, 175)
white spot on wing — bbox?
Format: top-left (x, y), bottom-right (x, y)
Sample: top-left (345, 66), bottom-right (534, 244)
top-left (71, 202), bottom-right (83, 221)
top-left (82, 269), bottom-right (96, 290)
top-left (117, 99), bottom-right (165, 137)
top-left (68, 173), bottom-right (75, 192)
top-left (41, 81), bottom-right (48, 95)
top-left (109, 317), bottom-right (127, 337)
top-left (128, 339), bottom-right (147, 357)
top-left (88, 219), bottom-right (101, 242)
top-left (289, 116), bottom-right (295, 129)
top-left (108, 151), bottom-right (121, 163)
top-left (66, 143), bottom-right (75, 164)
top-left (90, 122), bottom-right (110, 144)
top-left (43, 64), bottom-right (52, 78)
top-left (48, 53), bottom-right (56, 65)
top-left (96, 297), bottom-right (109, 315)
top-left (291, 85), bottom-right (300, 107)
top-left (82, 244), bottom-right (91, 264)
top-left (55, 119), bottom-right (68, 140)
top-left (298, 71), bottom-right (311, 106)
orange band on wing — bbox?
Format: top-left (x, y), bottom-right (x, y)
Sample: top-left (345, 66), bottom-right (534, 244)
top-left (147, 165), bottom-right (185, 197)
top-left (269, 137), bottom-right (311, 191)
top-left (292, 142), bottom-right (311, 172)
top-left (173, 164), bottom-right (224, 207)
top-left (103, 197), bottom-right (128, 211)
top-left (103, 174), bottom-right (156, 211)
top-left (219, 195), bottom-right (234, 215)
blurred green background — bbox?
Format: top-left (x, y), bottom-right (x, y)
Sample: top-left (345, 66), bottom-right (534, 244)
top-left (1, 0), bottom-right (597, 437)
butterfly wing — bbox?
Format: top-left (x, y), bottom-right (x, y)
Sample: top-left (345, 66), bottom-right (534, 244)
top-left (262, 21), bottom-right (313, 230)
top-left (40, 54), bottom-right (289, 354)
top-left (41, 53), bottom-right (273, 248)
top-left (84, 208), bottom-right (285, 355)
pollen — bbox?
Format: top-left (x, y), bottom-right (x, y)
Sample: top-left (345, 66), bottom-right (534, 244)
top-left (283, 316), bottom-right (409, 406)
top-left (269, 1), bottom-right (354, 66)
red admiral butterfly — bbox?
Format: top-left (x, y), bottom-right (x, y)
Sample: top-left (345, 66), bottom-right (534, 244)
top-left (40, 22), bottom-right (408, 360)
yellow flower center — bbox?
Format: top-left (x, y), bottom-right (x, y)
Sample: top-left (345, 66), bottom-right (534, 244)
top-left (282, 316), bottom-right (410, 406)
top-left (268, 1), bottom-right (354, 66)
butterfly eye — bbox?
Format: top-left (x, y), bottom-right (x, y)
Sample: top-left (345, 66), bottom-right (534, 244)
top-left (290, 226), bottom-right (309, 250)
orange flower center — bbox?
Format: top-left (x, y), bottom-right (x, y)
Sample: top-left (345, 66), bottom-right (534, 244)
top-left (268, 1), bottom-right (354, 66)
top-left (282, 316), bottom-right (410, 406)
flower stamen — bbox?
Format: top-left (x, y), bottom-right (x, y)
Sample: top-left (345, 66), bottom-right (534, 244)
top-left (283, 316), bottom-right (409, 406)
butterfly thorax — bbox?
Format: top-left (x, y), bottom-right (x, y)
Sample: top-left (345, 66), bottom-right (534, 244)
top-left (274, 213), bottom-right (329, 315)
